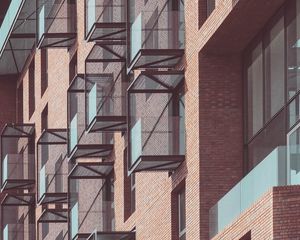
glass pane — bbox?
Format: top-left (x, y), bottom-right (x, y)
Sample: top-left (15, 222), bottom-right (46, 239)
top-left (39, 165), bottom-right (46, 198)
top-left (288, 126), bottom-right (300, 184)
top-left (3, 224), bottom-right (8, 240)
top-left (247, 42), bottom-right (263, 138)
top-left (179, 189), bottom-right (186, 232)
top-left (130, 14), bottom-right (142, 61)
top-left (39, 5), bottom-right (45, 41)
top-left (71, 202), bottom-right (79, 239)
top-left (287, 0), bottom-right (300, 99)
top-left (87, 0), bottom-right (96, 33)
top-left (130, 119), bottom-right (142, 166)
top-left (70, 114), bottom-right (78, 151)
top-left (264, 17), bottom-right (285, 120)
top-left (2, 154), bottom-right (8, 183)
top-left (88, 83), bottom-right (97, 124)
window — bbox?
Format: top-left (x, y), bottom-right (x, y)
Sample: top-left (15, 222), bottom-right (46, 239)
top-left (178, 188), bottom-right (186, 240)
top-left (240, 231), bottom-right (251, 240)
top-left (69, 52), bottom-right (77, 83)
top-left (41, 49), bottom-right (48, 96)
top-left (247, 42), bottom-right (263, 138)
top-left (29, 59), bottom-right (35, 118)
top-left (264, 17), bottom-right (284, 121)
top-left (207, 0), bottom-right (215, 17)
top-left (42, 222), bottom-right (49, 239)
top-left (17, 83), bottom-right (23, 123)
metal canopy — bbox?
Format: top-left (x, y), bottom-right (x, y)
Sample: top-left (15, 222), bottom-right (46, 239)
top-left (85, 0), bottom-right (126, 41)
top-left (69, 161), bottom-right (114, 179)
top-left (68, 144), bottom-right (114, 161)
top-left (1, 123), bottom-right (35, 138)
top-left (1, 193), bottom-right (35, 206)
top-left (0, 0), bottom-right (36, 74)
top-left (87, 231), bottom-right (136, 240)
top-left (37, 128), bottom-right (67, 145)
top-left (38, 208), bottom-right (68, 223)
top-left (38, 192), bottom-right (68, 204)
top-left (1, 179), bottom-right (35, 191)
top-left (128, 70), bottom-right (184, 93)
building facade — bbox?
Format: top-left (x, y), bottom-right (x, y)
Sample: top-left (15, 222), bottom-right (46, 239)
top-left (0, 0), bottom-right (299, 240)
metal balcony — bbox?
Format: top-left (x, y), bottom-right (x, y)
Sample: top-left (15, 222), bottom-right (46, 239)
top-left (69, 164), bottom-right (114, 240)
top-left (1, 123), bottom-right (35, 191)
top-left (85, 42), bottom-right (127, 132)
top-left (68, 74), bottom-right (114, 162)
top-left (37, 0), bottom-right (76, 48)
top-left (127, 71), bottom-right (185, 173)
top-left (1, 193), bottom-right (35, 240)
top-left (85, 0), bottom-right (126, 41)
top-left (0, 0), bottom-right (35, 74)
top-left (37, 129), bottom-right (68, 205)
top-left (128, 0), bottom-right (184, 70)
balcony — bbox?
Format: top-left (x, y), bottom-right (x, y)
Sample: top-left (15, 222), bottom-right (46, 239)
top-left (87, 231), bottom-right (135, 240)
top-left (1, 124), bottom-right (35, 191)
top-left (128, 0), bottom-right (184, 70)
top-left (85, 43), bottom-right (127, 132)
top-left (0, 0), bottom-right (35, 74)
top-left (85, 0), bottom-right (126, 41)
top-left (37, 0), bottom-right (76, 49)
top-left (1, 193), bottom-right (35, 240)
top-left (69, 164), bottom-right (114, 240)
top-left (127, 71), bottom-right (185, 173)
top-left (37, 129), bottom-right (68, 204)
top-left (209, 146), bottom-right (300, 238)
top-left (68, 75), bottom-right (114, 162)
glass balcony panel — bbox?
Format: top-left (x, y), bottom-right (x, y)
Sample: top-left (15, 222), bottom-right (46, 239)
top-left (2, 155), bottom-right (8, 184)
top-left (85, 0), bottom-right (126, 41)
top-left (209, 146), bottom-right (288, 238)
top-left (39, 165), bottom-right (46, 199)
top-left (71, 202), bottom-right (79, 240)
top-left (38, 5), bottom-right (45, 41)
top-left (130, 120), bottom-right (142, 165)
top-left (70, 114), bottom-right (78, 152)
top-left (88, 83), bottom-right (97, 125)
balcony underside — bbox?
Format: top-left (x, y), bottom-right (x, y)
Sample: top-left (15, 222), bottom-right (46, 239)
top-left (130, 155), bottom-right (184, 173)
top-left (68, 144), bottom-right (114, 161)
top-left (202, 0), bottom-right (286, 54)
top-left (69, 161), bottom-right (114, 179)
top-left (1, 179), bottom-right (35, 191)
top-left (73, 233), bottom-right (91, 240)
top-left (88, 116), bottom-right (127, 132)
top-left (38, 208), bottom-right (68, 223)
top-left (130, 49), bottom-right (184, 70)
top-left (38, 192), bottom-right (68, 204)
top-left (37, 33), bottom-right (77, 49)
top-left (1, 193), bottom-right (35, 206)
top-left (87, 231), bottom-right (136, 240)
top-left (86, 22), bottom-right (126, 41)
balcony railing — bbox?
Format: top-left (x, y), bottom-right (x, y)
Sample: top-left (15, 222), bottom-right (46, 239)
top-left (69, 169), bottom-right (114, 240)
top-left (2, 224), bottom-right (35, 240)
top-left (37, 0), bottom-right (76, 48)
top-left (128, 0), bottom-right (185, 70)
top-left (1, 123), bottom-right (35, 191)
top-left (127, 71), bottom-right (185, 173)
top-left (0, 0), bottom-right (35, 74)
top-left (68, 75), bottom-right (114, 162)
top-left (85, 0), bottom-right (126, 41)
top-left (209, 146), bottom-right (298, 238)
